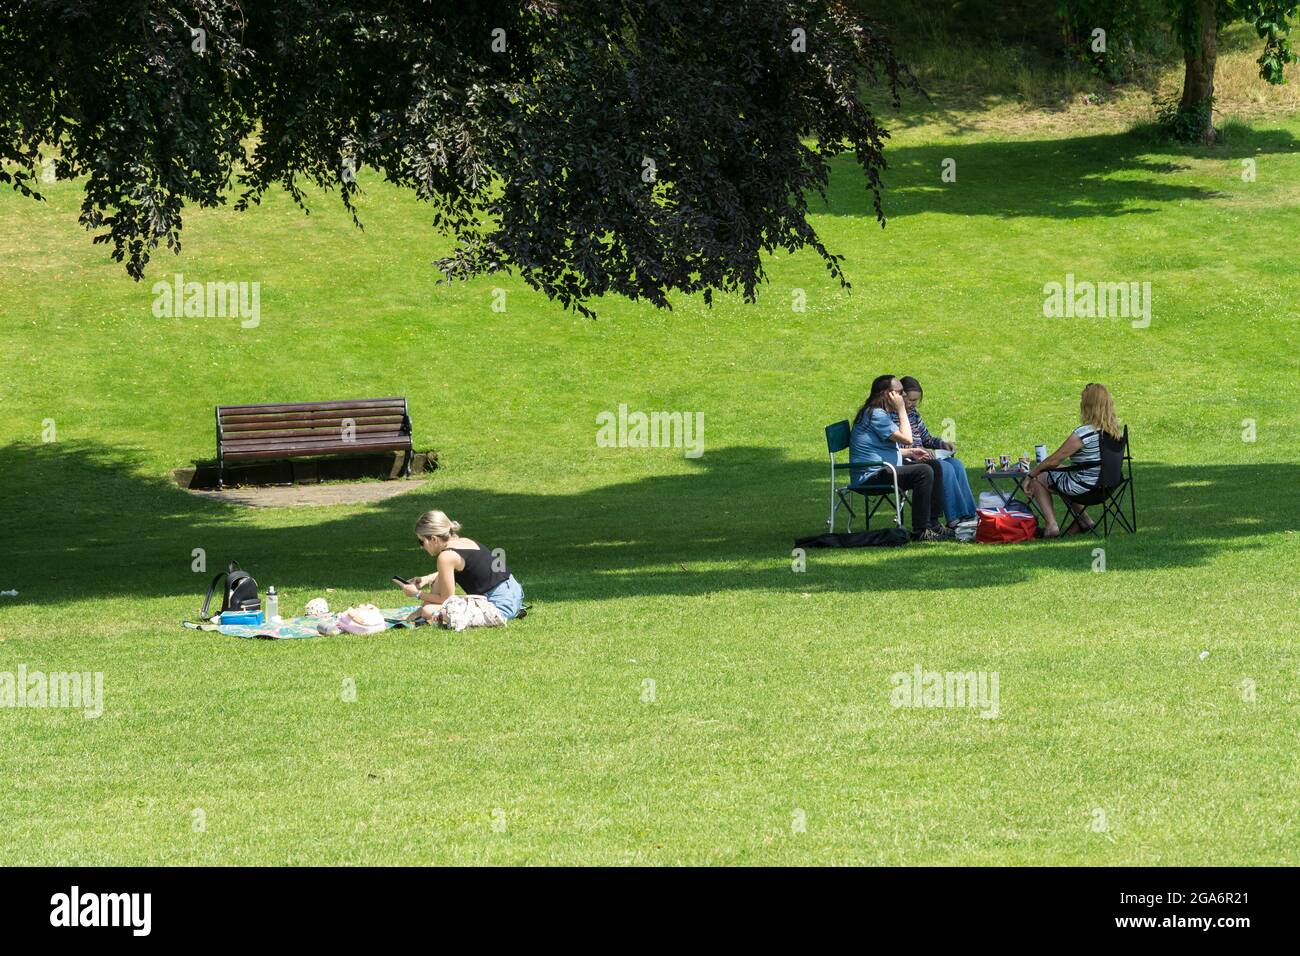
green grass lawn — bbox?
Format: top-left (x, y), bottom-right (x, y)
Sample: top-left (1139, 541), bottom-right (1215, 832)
top-left (1, 110), bottom-right (1297, 865)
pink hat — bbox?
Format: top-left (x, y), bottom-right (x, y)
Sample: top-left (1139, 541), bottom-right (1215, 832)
top-left (336, 604), bottom-right (387, 635)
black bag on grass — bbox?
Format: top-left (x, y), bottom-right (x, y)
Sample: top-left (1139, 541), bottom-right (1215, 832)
top-left (201, 561), bottom-right (261, 618)
top-left (794, 528), bottom-right (909, 549)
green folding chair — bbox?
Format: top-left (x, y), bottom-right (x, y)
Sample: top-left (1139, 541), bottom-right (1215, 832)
top-left (825, 420), bottom-right (906, 532)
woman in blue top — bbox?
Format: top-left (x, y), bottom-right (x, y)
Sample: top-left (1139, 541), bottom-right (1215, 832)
top-left (892, 376), bottom-right (978, 526)
top-left (849, 375), bottom-right (951, 541)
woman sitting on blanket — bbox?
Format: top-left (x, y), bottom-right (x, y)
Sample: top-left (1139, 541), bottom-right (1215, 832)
top-left (892, 376), bottom-right (978, 526)
top-left (1022, 383), bottom-right (1121, 538)
top-left (400, 510), bottom-right (526, 621)
top-left (850, 374), bottom-right (952, 542)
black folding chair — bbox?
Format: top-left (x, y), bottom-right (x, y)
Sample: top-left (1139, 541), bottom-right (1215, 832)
top-left (825, 420), bottom-right (908, 532)
top-left (1056, 425), bottom-right (1136, 536)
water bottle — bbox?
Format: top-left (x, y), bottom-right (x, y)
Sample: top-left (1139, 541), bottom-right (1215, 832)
top-left (266, 586), bottom-right (280, 623)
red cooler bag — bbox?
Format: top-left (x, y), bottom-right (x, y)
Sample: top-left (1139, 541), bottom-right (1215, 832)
top-left (975, 508), bottom-right (1038, 543)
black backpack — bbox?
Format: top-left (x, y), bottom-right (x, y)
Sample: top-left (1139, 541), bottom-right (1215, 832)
top-left (201, 561), bottom-right (261, 619)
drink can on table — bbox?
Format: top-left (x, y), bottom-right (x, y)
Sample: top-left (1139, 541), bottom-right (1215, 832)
top-left (999, 454), bottom-right (1011, 471)
top-left (984, 457), bottom-right (996, 473)
top-left (1035, 444), bottom-right (1048, 463)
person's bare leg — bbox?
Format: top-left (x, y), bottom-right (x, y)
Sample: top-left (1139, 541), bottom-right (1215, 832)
top-left (1025, 475), bottom-right (1060, 536)
top-left (1065, 500), bottom-right (1094, 532)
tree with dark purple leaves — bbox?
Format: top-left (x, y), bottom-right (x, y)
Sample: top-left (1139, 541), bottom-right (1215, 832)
top-left (0, 1), bottom-right (913, 316)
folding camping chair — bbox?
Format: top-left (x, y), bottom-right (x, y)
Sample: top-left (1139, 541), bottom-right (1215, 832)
top-left (825, 420), bottom-right (907, 532)
top-left (1056, 425), bottom-right (1137, 536)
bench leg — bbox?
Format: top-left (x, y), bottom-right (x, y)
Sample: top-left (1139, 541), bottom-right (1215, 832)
top-left (403, 450), bottom-right (413, 478)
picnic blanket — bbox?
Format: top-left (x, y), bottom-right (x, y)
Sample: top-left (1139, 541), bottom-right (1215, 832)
top-left (183, 606), bottom-right (422, 640)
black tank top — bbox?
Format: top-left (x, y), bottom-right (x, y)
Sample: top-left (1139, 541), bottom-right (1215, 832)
top-left (451, 546), bottom-right (511, 596)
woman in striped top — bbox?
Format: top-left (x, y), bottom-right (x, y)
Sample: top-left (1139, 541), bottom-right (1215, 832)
top-left (1023, 383), bottom-right (1122, 537)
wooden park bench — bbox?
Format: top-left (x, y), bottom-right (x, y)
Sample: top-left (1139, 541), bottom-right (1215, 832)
top-left (215, 398), bottom-right (413, 489)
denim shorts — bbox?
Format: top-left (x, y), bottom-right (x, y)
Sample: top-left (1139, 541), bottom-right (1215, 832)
top-left (482, 574), bottom-right (524, 620)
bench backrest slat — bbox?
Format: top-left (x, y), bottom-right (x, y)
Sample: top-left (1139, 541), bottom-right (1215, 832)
top-left (226, 436), bottom-right (405, 451)
top-left (220, 409), bottom-right (406, 426)
top-left (224, 428), bottom-right (408, 444)
top-left (218, 397), bottom-right (406, 415)
top-left (222, 416), bottom-right (405, 434)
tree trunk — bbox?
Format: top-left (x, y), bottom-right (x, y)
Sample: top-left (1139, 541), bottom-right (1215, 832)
top-left (1179, 0), bottom-right (1218, 143)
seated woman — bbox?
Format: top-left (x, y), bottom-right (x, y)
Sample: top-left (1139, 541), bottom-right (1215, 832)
top-left (1022, 383), bottom-right (1122, 538)
top-left (849, 375), bottom-right (952, 541)
top-left (401, 509), bottom-right (526, 620)
top-left (893, 375), bottom-right (978, 526)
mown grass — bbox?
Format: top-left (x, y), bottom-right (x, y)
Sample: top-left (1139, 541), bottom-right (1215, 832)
top-left (0, 101), bottom-right (1297, 864)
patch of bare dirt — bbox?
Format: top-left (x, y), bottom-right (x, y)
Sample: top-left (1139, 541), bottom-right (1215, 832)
top-left (184, 478), bottom-right (431, 508)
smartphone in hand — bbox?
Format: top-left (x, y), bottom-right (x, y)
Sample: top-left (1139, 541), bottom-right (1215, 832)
top-left (392, 575), bottom-right (411, 586)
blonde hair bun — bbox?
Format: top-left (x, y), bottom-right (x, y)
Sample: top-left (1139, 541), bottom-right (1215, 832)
top-left (415, 510), bottom-right (462, 541)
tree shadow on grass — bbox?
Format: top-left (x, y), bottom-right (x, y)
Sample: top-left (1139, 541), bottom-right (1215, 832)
top-left (873, 86), bottom-right (1104, 138)
top-left (1, 441), bottom-right (1294, 612)
top-left (819, 125), bottom-right (1300, 221)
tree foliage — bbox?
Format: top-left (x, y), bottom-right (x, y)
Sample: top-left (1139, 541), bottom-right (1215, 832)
top-left (0, 1), bottom-right (912, 316)
top-left (1065, 0), bottom-right (1299, 139)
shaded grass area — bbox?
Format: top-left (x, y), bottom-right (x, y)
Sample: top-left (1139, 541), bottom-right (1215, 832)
top-left (0, 439), bottom-right (1294, 605)
top-left (1, 112), bottom-right (1298, 865)
top-left (872, 21), bottom-right (1300, 140)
